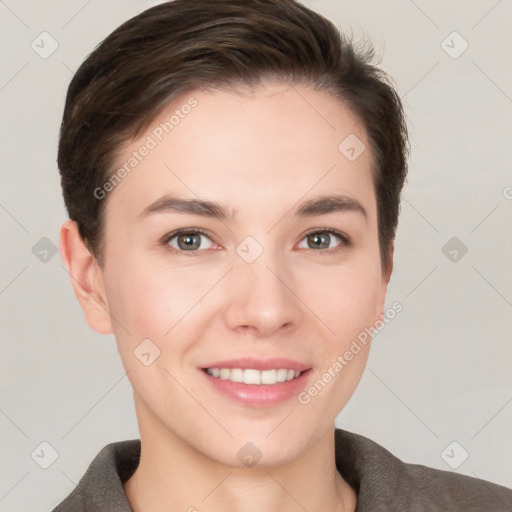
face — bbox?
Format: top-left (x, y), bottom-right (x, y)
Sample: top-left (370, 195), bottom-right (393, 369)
top-left (94, 82), bottom-right (390, 467)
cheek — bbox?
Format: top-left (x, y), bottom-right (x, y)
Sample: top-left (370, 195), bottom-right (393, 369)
top-left (104, 255), bottom-right (208, 338)
top-left (300, 264), bottom-right (381, 414)
top-left (104, 233), bottom-right (384, 352)
top-left (310, 260), bottom-right (383, 347)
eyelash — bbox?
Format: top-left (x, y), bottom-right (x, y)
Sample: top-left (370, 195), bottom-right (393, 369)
top-left (160, 227), bottom-right (351, 257)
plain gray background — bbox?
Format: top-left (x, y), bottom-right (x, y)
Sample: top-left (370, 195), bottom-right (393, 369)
top-left (1, 0), bottom-right (511, 510)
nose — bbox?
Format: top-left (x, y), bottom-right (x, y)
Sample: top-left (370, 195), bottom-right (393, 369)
top-left (223, 247), bottom-right (301, 338)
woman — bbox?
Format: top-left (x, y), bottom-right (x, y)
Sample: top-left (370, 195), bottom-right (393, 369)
top-left (53, 1), bottom-right (512, 510)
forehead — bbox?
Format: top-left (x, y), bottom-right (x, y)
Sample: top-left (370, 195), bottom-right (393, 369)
top-left (106, 81), bottom-right (375, 222)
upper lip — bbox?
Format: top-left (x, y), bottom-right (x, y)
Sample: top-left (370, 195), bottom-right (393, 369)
top-left (200, 358), bottom-right (311, 373)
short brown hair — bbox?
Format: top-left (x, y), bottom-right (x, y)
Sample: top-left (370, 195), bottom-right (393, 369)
top-left (58, 0), bottom-right (409, 269)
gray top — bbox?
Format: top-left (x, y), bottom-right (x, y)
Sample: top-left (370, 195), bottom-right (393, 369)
top-left (52, 428), bottom-right (512, 511)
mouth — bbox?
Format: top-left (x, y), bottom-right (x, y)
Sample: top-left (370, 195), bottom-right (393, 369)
top-left (198, 358), bottom-right (312, 407)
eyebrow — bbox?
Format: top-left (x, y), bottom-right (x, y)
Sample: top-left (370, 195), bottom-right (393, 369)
top-left (137, 193), bottom-right (368, 222)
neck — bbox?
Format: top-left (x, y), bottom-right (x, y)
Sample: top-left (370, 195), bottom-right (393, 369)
top-left (124, 395), bottom-right (357, 512)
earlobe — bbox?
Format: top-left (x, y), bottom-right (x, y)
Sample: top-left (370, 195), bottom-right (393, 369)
top-left (59, 219), bottom-right (113, 334)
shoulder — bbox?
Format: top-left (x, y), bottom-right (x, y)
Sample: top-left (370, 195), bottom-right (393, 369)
top-left (51, 439), bottom-right (140, 512)
top-left (334, 428), bottom-right (512, 511)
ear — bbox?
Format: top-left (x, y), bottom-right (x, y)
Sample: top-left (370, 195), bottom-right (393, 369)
top-left (59, 219), bottom-right (113, 334)
top-left (376, 242), bottom-right (394, 318)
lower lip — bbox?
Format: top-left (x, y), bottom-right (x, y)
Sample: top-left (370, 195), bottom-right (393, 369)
top-left (200, 369), bottom-right (312, 408)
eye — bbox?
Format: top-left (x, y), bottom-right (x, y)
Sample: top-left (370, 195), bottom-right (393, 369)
top-left (297, 229), bottom-right (349, 252)
top-left (161, 227), bottom-right (350, 255)
top-left (163, 229), bottom-right (216, 253)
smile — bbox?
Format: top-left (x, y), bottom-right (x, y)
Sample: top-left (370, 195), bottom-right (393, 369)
top-left (203, 368), bottom-right (301, 385)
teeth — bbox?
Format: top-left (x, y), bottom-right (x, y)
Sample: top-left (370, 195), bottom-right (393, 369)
top-left (205, 368), bottom-right (301, 385)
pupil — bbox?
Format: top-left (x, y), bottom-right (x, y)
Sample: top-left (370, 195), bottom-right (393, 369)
top-left (180, 234), bottom-right (199, 250)
top-left (311, 233), bottom-right (328, 249)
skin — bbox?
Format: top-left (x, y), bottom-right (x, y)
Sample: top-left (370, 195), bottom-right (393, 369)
top-left (60, 81), bottom-right (393, 512)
